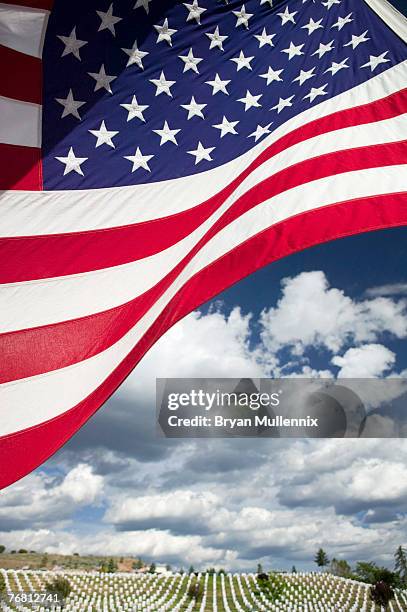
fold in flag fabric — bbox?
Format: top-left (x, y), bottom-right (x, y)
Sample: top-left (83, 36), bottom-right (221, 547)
top-left (0, 0), bottom-right (406, 488)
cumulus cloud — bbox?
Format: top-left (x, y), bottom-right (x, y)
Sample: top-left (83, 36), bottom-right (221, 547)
top-left (332, 344), bottom-right (396, 378)
top-left (0, 464), bottom-right (103, 530)
top-left (259, 271), bottom-right (407, 357)
top-left (121, 307), bottom-right (266, 404)
top-left (105, 490), bottom-right (220, 535)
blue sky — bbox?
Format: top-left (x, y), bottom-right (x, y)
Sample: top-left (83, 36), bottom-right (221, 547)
top-left (1, 227), bottom-right (406, 572)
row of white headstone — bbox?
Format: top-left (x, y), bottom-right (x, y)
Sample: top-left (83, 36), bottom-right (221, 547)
top-left (1, 568), bottom-right (406, 611)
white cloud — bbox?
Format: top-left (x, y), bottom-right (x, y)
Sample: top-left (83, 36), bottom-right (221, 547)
top-left (332, 344), bottom-right (396, 378)
top-left (0, 464), bottom-right (103, 528)
top-left (366, 283), bottom-right (407, 297)
top-left (106, 490), bottom-right (219, 525)
top-left (120, 307), bottom-right (266, 403)
top-left (259, 271), bottom-right (407, 356)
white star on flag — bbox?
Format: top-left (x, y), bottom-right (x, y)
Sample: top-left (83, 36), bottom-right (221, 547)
top-left (212, 116), bottom-right (239, 137)
top-left (180, 96), bottom-right (207, 119)
top-left (188, 142), bottom-right (215, 164)
top-left (96, 4), bottom-right (122, 36)
top-left (304, 84), bottom-right (328, 102)
top-left (57, 27), bottom-right (87, 60)
top-left (124, 147), bottom-right (154, 172)
top-left (183, 0), bottom-right (206, 24)
top-left (134, 0), bottom-right (152, 13)
top-left (153, 121), bottom-right (181, 146)
top-left (254, 28), bottom-right (276, 48)
top-left (249, 122), bottom-right (273, 142)
top-left (206, 73), bottom-right (230, 95)
top-left (206, 26), bottom-right (228, 51)
top-left (154, 18), bottom-right (177, 46)
top-left (312, 40), bottom-right (334, 58)
top-left (179, 48), bottom-right (203, 73)
top-left (56, 147), bottom-right (88, 175)
top-left (88, 120), bottom-right (118, 148)
top-left (150, 71), bottom-right (176, 97)
top-left (271, 95), bottom-right (295, 113)
top-left (344, 30), bottom-right (370, 49)
top-left (120, 95), bottom-right (149, 122)
top-left (301, 17), bottom-right (323, 35)
top-left (237, 90), bottom-right (262, 111)
top-left (324, 58), bottom-right (349, 75)
top-left (55, 89), bottom-right (86, 120)
top-left (322, 0), bottom-right (341, 9)
top-left (332, 12), bottom-right (353, 30)
top-left (233, 5), bottom-right (253, 29)
top-left (282, 41), bottom-right (304, 60)
top-left (231, 50), bottom-right (254, 71)
top-left (121, 41), bottom-right (149, 69)
top-left (277, 6), bottom-right (297, 25)
top-left (259, 66), bottom-right (284, 85)
top-left (361, 51), bottom-right (390, 71)
top-left (88, 64), bottom-right (116, 93)
top-left (293, 67), bottom-right (316, 85)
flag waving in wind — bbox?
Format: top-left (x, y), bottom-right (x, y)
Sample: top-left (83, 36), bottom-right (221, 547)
top-left (0, 0), bottom-right (406, 488)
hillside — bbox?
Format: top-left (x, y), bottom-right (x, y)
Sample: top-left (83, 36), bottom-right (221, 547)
top-left (0, 552), bottom-right (139, 573)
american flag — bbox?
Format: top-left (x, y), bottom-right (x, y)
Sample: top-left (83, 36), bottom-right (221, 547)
top-left (0, 0), bottom-right (406, 488)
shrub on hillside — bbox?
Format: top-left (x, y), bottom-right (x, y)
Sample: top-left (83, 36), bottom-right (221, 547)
top-left (370, 581), bottom-right (394, 607)
top-left (45, 577), bottom-right (71, 600)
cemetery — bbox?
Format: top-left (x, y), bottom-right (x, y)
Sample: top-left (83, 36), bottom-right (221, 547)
top-left (0, 567), bottom-right (406, 611)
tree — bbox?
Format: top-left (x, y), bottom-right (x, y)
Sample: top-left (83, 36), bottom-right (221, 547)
top-left (314, 549), bottom-right (329, 570)
top-left (18, 549), bottom-right (28, 554)
top-left (330, 558), bottom-right (352, 578)
top-left (370, 581), bottom-right (394, 607)
top-left (394, 545), bottom-right (407, 583)
top-left (0, 545), bottom-right (5, 554)
top-left (133, 559), bottom-right (143, 570)
top-left (257, 563), bottom-right (264, 575)
top-left (149, 562), bottom-right (156, 574)
top-left (188, 565), bottom-right (195, 574)
top-left (107, 558), bottom-right (117, 573)
top-left (166, 564), bottom-right (172, 572)
top-left (355, 562), bottom-right (402, 589)
top-left (291, 566), bottom-right (297, 574)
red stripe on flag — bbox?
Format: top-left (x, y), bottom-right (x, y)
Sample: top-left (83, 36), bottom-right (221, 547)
top-left (0, 143), bottom-right (42, 190)
top-left (3, 0), bottom-right (53, 10)
top-left (0, 89), bottom-right (406, 283)
top-left (1, 136), bottom-right (405, 383)
top-left (0, 45), bottom-right (42, 104)
top-left (0, 192), bottom-right (406, 489)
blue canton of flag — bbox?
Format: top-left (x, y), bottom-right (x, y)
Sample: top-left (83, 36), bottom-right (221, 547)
top-left (43, 0), bottom-right (406, 189)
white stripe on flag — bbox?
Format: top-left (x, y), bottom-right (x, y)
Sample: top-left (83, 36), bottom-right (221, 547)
top-left (0, 95), bottom-right (41, 147)
top-left (0, 2), bottom-right (49, 58)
